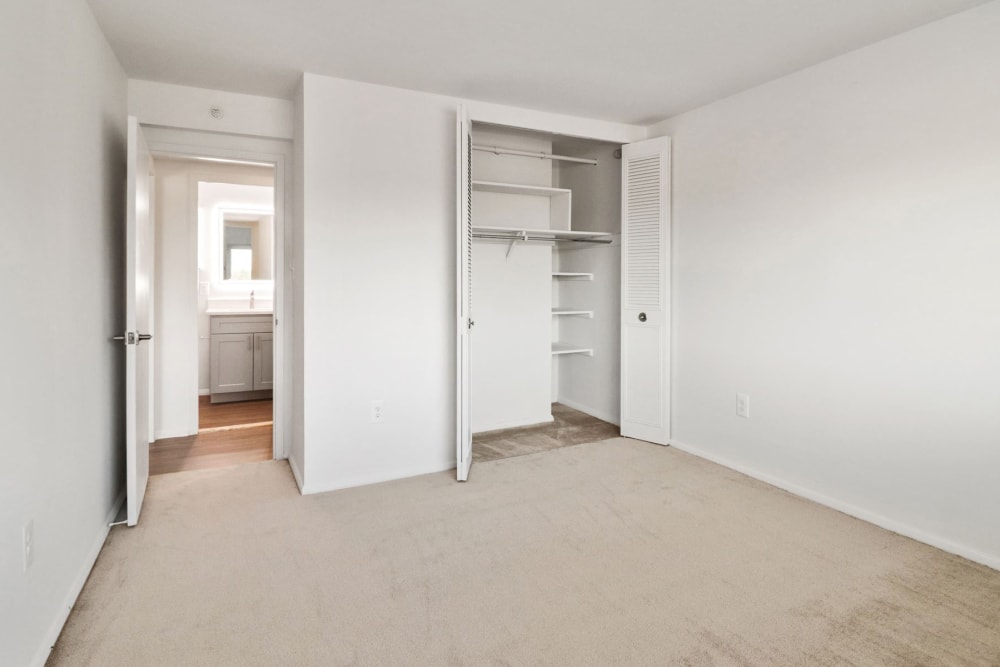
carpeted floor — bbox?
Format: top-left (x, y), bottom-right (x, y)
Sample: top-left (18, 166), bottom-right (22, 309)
top-left (49, 439), bottom-right (1000, 666)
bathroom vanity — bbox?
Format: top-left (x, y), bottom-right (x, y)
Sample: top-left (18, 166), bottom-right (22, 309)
top-left (208, 313), bottom-right (273, 403)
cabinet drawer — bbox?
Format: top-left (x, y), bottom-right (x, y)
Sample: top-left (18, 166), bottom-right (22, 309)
top-left (210, 314), bottom-right (273, 335)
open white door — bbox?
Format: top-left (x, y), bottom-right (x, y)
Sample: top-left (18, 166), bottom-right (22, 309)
top-left (456, 105), bottom-right (473, 481)
top-left (123, 116), bottom-right (154, 525)
top-left (620, 136), bottom-right (671, 445)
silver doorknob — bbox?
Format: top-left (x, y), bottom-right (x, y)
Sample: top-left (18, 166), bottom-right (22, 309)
top-left (638, 312), bottom-right (647, 322)
top-left (137, 333), bottom-right (152, 342)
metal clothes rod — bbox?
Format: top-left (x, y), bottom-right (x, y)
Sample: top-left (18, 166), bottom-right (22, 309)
top-left (472, 232), bottom-right (612, 244)
top-left (472, 144), bottom-right (598, 166)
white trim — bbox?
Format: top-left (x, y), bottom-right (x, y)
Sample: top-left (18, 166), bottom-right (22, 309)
top-left (467, 100), bottom-right (646, 144)
top-left (473, 414), bottom-right (554, 435)
top-left (143, 127), bottom-right (291, 462)
top-left (668, 439), bottom-right (1000, 572)
top-left (556, 397), bottom-right (620, 427)
top-left (300, 460), bottom-right (456, 495)
top-left (30, 491), bottom-right (126, 667)
top-left (154, 427), bottom-right (197, 440)
top-left (287, 454), bottom-right (305, 493)
top-left (198, 387), bottom-right (210, 396)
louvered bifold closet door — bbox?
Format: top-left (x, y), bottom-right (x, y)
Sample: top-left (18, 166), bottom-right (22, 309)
top-left (455, 105), bottom-right (473, 481)
top-left (620, 136), bottom-right (671, 445)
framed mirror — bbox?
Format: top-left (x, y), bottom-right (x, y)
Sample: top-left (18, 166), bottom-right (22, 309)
top-left (220, 211), bottom-right (274, 282)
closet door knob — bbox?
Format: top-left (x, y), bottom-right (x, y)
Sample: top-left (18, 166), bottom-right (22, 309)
top-left (638, 312), bottom-right (647, 322)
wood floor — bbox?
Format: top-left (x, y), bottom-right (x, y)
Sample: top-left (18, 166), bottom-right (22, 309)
top-left (198, 396), bottom-right (273, 430)
top-left (473, 403), bottom-right (620, 462)
top-left (149, 398), bottom-right (273, 475)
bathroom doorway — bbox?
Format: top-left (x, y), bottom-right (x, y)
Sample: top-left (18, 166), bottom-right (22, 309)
top-left (146, 156), bottom-right (278, 475)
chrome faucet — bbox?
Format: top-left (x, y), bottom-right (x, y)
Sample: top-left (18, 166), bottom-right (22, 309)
top-left (250, 290), bottom-right (255, 310)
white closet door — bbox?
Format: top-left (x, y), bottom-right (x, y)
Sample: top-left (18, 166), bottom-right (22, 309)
top-left (620, 136), bottom-right (671, 445)
top-left (456, 105), bottom-right (473, 481)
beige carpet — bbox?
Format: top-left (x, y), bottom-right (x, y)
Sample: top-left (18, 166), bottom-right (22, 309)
top-left (49, 439), bottom-right (1000, 666)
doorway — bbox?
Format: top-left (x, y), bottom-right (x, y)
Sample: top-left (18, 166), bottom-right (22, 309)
top-left (147, 156), bottom-right (278, 475)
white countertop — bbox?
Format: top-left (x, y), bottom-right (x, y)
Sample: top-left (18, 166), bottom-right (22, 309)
top-left (206, 309), bottom-right (273, 316)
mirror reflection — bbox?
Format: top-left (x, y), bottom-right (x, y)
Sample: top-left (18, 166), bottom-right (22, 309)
top-left (222, 213), bottom-right (273, 281)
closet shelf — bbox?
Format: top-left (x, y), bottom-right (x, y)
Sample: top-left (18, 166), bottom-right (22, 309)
top-left (552, 342), bottom-right (594, 356)
top-left (471, 225), bottom-right (612, 242)
top-left (553, 308), bottom-right (594, 318)
top-left (472, 180), bottom-right (571, 197)
top-left (552, 272), bottom-right (593, 280)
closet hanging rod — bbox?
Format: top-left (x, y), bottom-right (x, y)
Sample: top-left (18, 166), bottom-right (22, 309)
top-left (471, 232), bottom-right (612, 244)
top-left (472, 144), bottom-right (598, 166)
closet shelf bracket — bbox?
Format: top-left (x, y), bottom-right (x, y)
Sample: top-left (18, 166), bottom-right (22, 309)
top-left (506, 231), bottom-right (528, 259)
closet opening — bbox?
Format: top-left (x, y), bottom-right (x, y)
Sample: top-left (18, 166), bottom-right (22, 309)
top-left (467, 123), bottom-right (625, 465)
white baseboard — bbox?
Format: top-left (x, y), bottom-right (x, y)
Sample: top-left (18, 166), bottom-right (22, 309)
top-left (302, 459), bottom-right (455, 495)
top-left (473, 413), bottom-right (554, 435)
top-left (287, 454), bottom-right (305, 493)
top-left (668, 439), bottom-right (1000, 572)
top-left (198, 388), bottom-right (210, 396)
top-left (31, 490), bottom-right (126, 667)
top-left (555, 397), bottom-right (620, 426)
top-left (154, 426), bottom-right (198, 440)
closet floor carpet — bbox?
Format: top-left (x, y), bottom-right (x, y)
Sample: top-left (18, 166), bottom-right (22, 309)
top-left (473, 403), bottom-right (620, 462)
top-left (49, 439), bottom-right (1000, 666)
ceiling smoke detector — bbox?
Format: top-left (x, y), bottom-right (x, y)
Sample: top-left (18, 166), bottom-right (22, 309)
top-left (209, 106), bottom-right (224, 119)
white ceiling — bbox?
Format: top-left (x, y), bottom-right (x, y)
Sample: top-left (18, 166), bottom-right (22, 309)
top-left (86, 0), bottom-right (989, 125)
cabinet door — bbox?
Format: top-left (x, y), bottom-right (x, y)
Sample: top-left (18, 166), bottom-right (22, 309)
top-left (253, 332), bottom-right (273, 391)
top-left (210, 333), bottom-right (255, 393)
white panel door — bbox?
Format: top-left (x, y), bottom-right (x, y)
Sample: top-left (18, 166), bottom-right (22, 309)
top-left (124, 116), bottom-right (154, 526)
top-left (620, 136), bottom-right (671, 445)
top-left (456, 105), bottom-right (473, 481)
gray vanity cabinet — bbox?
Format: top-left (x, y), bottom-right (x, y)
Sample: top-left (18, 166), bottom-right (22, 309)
top-left (209, 314), bottom-right (273, 403)
top-left (253, 332), bottom-right (273, 390)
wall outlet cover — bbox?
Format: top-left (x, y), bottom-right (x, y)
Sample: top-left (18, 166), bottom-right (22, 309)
top-left (736, 393), bottom-right (750, 419)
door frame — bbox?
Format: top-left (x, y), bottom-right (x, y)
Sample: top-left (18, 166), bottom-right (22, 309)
top-left (144, 128), bottom-right (291, 461)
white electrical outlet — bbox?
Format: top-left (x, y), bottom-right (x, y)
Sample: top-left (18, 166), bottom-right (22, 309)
top-left (371, 400), bottom-right (384, 423)
top-left (736, 393), bottom-right (750, 419)
top-left (23, 520), bottom-right (34, 572)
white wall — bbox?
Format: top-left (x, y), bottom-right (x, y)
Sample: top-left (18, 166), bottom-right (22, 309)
top-left (151, 160), bottom-right (274, 438)
top-left (472, 243), bottom-right (553, 432)
top-left (129, 80), bottom-right (294, 140)
top-left (650, 2), bottom-right (1000, 568)
top-left (471, 127), bottom-right (554, 432)
top-left (298, 75), bottom-right (457, 490)
top-left (0, 1), bottom-right (127, 665)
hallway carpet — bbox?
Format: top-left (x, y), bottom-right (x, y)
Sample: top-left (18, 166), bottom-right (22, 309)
top-left (49, 440), bottom-right (1000, 666)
